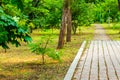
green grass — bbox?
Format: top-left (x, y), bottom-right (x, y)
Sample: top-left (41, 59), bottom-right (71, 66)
top-left (101, 23), bottom-right (120, 40)
top-left (0, 26), bottom-right (94, 80)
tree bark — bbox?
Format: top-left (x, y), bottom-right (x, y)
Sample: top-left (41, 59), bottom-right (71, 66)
top-left (57, 0), bottom-right (68, 49)
top-left (57, 0), bottom-right (72, 49)
top-left (66, 7), bottom-right (72, 42)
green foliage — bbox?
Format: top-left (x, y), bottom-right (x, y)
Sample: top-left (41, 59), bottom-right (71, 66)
top-left (11, 0), bottom-right (24, 10)
top-left (72, 0), bottom-right (119, 24)
top-left (1, 0), bottom-right (120, 27)
top-left (112, 23), bottom-right (120, 29)
top-left (71, 0), bottom-right (95, 34)
top-left (0, 7), bottom-right (32, 49)
top-left (22, 0), bottom-right (62, 30)
top-left (93, 0), bottom-right (118, 23)
top-left (1, 0), bottom-right (120, 35)
top-left (85, 0), bottom-right (105, 3)
top-left (29, 35), bottom-right (61, 64)
top-left (47, 49), bottom-right (61, 60)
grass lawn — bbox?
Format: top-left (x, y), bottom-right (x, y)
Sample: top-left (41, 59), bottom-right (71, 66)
top-left (101, 23), bottom-right (120, 40)
top-left (0, 26), bottom-right (94, 80)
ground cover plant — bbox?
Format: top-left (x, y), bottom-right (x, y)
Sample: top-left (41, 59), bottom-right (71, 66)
top-left (0, 26), bottom-right (94, 80)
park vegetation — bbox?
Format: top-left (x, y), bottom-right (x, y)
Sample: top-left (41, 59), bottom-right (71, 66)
top-left (0, 0), bottom-right (120, 79)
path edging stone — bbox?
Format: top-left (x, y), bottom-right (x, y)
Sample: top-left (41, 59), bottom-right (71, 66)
top-left (64, 41), bottom-right (86, 80)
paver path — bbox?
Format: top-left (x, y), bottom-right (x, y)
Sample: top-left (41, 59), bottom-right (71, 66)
top-left (72, 24), bottom-right (120, 80)
top-left (94, 24), bottom-right (110, 40)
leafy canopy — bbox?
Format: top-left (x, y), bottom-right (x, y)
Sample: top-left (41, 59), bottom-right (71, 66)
top-left (0, 7), bottom-right (32, 49)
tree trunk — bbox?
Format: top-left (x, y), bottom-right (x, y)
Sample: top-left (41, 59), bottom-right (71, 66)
top-left (57, 9), bottom-right (67, 49)
top-left (118, 0), bottom-right (120, 10)
top-left (66, 7), bottom-right (72, 42)
top-left (57, 0), bottom-right (68, 49)
top-left (57, 0), bottom-right (72, 49)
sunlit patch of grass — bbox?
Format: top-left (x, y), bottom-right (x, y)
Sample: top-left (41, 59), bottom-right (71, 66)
top-left (101, 23), bottom-right (120, 40)
top-left (0, 25), bottom-right (94, 80)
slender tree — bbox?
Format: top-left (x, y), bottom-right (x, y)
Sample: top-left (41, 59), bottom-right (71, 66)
top-left (57, 0), bottom-right (68, 49)
top-left (57, 0), bottom-right (72, 49)
top-left (66, 1), bottom-right (72, 42)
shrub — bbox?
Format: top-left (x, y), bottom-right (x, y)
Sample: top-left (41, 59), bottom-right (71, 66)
top-left (29, 35), bottom-right (61, 64)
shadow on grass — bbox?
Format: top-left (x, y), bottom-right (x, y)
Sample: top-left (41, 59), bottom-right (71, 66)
top-left (0, 61), bottom-right (69, 80)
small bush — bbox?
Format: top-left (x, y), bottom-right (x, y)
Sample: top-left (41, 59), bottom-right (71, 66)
top-left (29, 35), bottom-right (61, 64)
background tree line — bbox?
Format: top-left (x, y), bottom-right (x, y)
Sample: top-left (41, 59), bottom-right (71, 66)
top-left (0, 0), bottom-right (120, 49)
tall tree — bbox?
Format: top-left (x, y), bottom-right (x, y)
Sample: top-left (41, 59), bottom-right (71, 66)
top-left (66, 1), bottom-right (72, 42)
top-left (57, 0), bottom-right (72, 49)
top-left (57, 0), bottom-right (67, 49)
